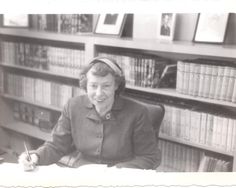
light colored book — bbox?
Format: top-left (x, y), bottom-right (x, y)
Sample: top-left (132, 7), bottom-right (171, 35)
top-left (220, 66), bottom-right (231, 101)
top-left (176, 60), bottom-right (185, 93)
top-left (231, 75), bottom-right (236, 103)
top-left (214, 66), bottom-right (225, 100)
top-left (208, 65), bottom-right (218, 99)
top-left (221, 116), bottom-right (229, 150)
top-left (225, 68), bottom-right (236, 101)
top-left (202, 64), bottom-right (212, 98)
top-left (192, 63), bottom-right (201, 96)
top-left (199, 112), bottom-right (207, 145)
top-left (198, 64), bottom-right (206, 97)
top-left (226, 118), bottom-right (234, 152)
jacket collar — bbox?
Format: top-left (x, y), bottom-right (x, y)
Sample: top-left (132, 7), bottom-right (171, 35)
top-left (83, 95), bottom-right (124, 122)
top-left (83, 95), bottom-right (124, 111)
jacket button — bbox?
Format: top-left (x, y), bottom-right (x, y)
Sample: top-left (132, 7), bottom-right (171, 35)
top-left (97, 134), bottom-right (103, 138)
top-left (105, 113), bottom-right (111, 120)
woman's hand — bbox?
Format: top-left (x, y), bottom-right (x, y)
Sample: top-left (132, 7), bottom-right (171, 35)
top-left (18, 152), bottom-right (39, 171)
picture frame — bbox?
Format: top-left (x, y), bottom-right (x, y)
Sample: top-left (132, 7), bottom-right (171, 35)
top-left (193, 13), bottom-right (229, 43)
top-left (3, 14), bottom-right (29, 28)
top-left (94, 14), bottom-right (127, 36)
top-left (158, 13), bottom-right (176, 41)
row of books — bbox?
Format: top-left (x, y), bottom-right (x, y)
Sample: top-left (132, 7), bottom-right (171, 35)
top-left (13, 102), bottom-right (60, 132)
top-left (29, 14), bottom-right (94, 34)
top-left (176, 59), bottom-right (236, 103)
top-left (157, 139), bottom-right (202, 172)
top-left (161, 104), bottom-right (236, 152)
top-left (98, 52), bottom-right (177, 89)
top-left (158, 140), bottom-right (231, 172)
top-left (198, 153), bottom-right (231, 172)
top-left (5, 73), bottom-right (86, 108)
top-left (0, 41), bottom-right (85, 77)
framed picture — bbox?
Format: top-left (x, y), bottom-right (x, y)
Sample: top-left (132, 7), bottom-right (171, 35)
top-left (193, 13), bottom-right (229, 43)
top-left (158, 13), bottom-right (176, 41)
top-left (94, 14), bottom-right (127, 36)
top-left (3, 14), bottom-right (29, 28)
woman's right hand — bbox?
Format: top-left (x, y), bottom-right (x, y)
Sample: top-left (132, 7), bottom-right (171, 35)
top-left (18, 152), bottom-right (39, 171)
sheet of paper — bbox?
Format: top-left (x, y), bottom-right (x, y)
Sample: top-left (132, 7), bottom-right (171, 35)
top-left (1, 163), bottom-right (236, 187)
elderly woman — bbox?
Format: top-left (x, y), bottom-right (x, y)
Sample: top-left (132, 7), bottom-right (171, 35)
top-left (18, 57), bottom-right (161, 170)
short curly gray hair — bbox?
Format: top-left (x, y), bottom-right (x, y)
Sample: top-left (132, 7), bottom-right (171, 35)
top-left (79, 57), bottom-right (126, 95)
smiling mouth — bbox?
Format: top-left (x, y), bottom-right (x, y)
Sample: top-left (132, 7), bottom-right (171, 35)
top-left (95, 99), bottom-right (105, 102)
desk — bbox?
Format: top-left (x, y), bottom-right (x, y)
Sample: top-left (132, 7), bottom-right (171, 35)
top-left (0, 163), bottom-right (236, 187)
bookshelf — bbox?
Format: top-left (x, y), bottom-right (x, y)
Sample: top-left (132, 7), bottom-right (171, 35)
top-left (0, 121), bottom-right (52, 141)
top-left (0, 14), bottom-right (236, 172)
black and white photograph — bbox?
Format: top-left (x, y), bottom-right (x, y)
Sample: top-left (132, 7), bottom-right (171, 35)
top-left (194, 13), bottom-right (229, 43)
top-left (158, 13), bottom-right (176, 40)
top-left (3, 14), bottom-right (28, 27)
top-left (0, 0), bottom-right (236, 187)
top-left (94, 14), bottom-right (127, 36)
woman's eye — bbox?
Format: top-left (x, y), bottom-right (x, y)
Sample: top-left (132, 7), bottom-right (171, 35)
top-left (103, 85), bottom-right (111, 88)
top-left (89, 84), bottom-right (97, 89)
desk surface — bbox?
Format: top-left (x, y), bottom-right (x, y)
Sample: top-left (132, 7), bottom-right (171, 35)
top-left (0, 163), bottom-right (236, 187)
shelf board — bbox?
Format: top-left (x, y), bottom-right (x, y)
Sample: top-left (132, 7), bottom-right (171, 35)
top-left (0, 28), bottom-right (89, 45)
top-left (0, 63), bottom-right (79, 80)
top-left (93, 37), bottom-right (236, 59)
top-left (0, 121), bottom-right (52, 141)
top-left (126, 85), bottom-right (236, 108)
top-left (159, 134), bottom-right (234, 157)
top-left (1, 28), bottom-right (236, 59)
top-left (1, 94), bottom-right (62, 112)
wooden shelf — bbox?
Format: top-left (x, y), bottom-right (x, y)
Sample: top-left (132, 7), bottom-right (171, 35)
top-left (126, 85), bottom-right (236, 108)
top-left (1, 28), bottom-right (236, 59)
top-left (93, 37), bottom-right (236, 59)
top-left (159, 134), bottom-right (234, 157)
top-left (0, 28), bottom-right (89, 45)
top-left (0, 63), bottom-right (79, 80)
top-left (1, 94), bottom-right (62, 112)
top-left (0, 121), bottom-right (52, 141)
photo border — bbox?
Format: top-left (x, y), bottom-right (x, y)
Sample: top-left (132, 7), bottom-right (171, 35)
top-left (158, 13), bottom-right (176, 41)
top-left (3, 14), bottom-right (29, 28)
top-left (94, 14), bottom-right (127, 37)
top-left (193, 13), bottom-right (229, 44)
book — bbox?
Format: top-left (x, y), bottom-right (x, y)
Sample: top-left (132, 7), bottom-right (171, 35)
top-left (220, 66), bottom-right (231, 101)
top-left (225, 68), bottom-right (236, 101)
top-left (176, 60), bottom-right (185, 93)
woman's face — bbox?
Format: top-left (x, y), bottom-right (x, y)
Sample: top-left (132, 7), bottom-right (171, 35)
top-left (86, 69), bottom-right (118, 114)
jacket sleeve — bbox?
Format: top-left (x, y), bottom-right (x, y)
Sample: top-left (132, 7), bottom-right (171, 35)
top-left (115, 107), bottom-right (161, 169)
top-left (35, 100), bottom-right (74, 165)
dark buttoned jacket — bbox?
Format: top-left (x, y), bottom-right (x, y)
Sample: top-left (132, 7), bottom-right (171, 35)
top-left (36, 95), bottom-right (161, 169)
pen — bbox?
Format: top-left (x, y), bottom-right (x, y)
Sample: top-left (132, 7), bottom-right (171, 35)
top-left (23, 141), bottom-right (31, 162)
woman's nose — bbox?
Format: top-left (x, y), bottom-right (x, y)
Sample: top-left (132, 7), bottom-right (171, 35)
top-left (95, 86), bottom-right (103, 96)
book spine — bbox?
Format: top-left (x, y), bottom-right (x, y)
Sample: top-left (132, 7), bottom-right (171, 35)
top-left (188, 63), bottom-right (195, 96)
top-left (183, 62), bottom-right (190, 94)
top-left (198, 64), bottom-right (206, 97)
top-left (208, 65), bottom-right (218, 99)
top-left (202, 65), bottom-right (212, 98)
top-left (226, 118), bottom-right (234, 152)
top-left (231, 73), bottom-right (236, 103)
top-left (220, 66), bottom-right (231, 101)
top-left (214, 66), bottom-right (225, 100)
top-left (220, 116), bottom-right (229, 150)
top-left (226, 68), bottom-right (236, 101)
top-left (176, 60), bottom-right (184, 93)
top-left (192, 63), bottom-right (201, 96)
